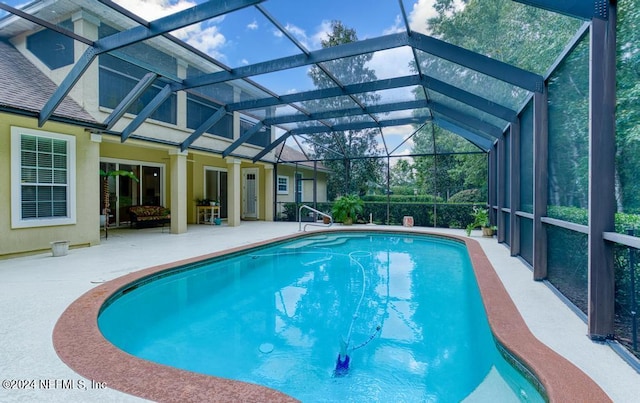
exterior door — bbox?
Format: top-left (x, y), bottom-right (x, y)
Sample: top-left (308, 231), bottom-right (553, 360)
top-left (205, 168), bottom-right (228, 219)
top-left (242, 168), bottom-right (258, 219)
top-left (100, 160), bottom-right (164, 227)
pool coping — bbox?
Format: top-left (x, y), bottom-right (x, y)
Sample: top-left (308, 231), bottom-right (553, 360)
top-left (52, 228), bottom-right (611, 402)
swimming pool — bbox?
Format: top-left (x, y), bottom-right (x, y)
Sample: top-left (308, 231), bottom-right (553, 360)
top-left (98, 232), bottom-right (543, 401)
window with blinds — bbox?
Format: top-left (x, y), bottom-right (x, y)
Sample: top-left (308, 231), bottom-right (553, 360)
top-left (20, 135), bottom-right (68, 219)
top-left (277, 175), bottom-right (289, 194)
top-left (11, 127), bottom-right (76, 228)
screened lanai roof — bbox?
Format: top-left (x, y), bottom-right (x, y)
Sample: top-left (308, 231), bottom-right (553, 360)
top-left (0, 0), bottom-right (602, 163)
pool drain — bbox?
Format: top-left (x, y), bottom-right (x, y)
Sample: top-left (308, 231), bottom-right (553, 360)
top-left (259, 343), bottom-right (274, 354)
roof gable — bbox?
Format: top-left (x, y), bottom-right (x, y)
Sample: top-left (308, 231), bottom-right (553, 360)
top-left (0, 40), bottom-right (96, 125)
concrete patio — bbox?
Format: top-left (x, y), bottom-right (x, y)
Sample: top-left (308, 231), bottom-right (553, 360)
top-left (1, 222), bottom-right (639, 402)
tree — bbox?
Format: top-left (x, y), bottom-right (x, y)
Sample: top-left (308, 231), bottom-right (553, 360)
top-left (615, 0), bottom-right (640, 212)
top-left (303, 21), bottom-right (384, 199)
top-left (410, 0), bottom-right (581, 203)
top-left (390, 158), bottom-right (415, 190)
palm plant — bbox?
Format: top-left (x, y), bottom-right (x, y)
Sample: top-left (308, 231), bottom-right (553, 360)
top-left (100, 169), bottom-right (138, 238)
top-left (331, 194), bottom-right (364, 225)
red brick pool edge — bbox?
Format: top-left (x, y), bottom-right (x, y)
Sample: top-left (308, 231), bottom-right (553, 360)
top-left (53, 229), bottom-right (611, 402)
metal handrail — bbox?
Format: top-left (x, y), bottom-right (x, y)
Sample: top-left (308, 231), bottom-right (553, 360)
top-left (299, 204), bottom-right (333, 231)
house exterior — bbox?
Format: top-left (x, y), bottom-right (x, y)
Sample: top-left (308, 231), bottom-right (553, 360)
top-left (0, 2), bottom-right (327, 257)
top-left (273, 144), bottom-right (329, 220)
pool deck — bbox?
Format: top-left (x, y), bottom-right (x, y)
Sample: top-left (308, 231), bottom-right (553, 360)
top-left (1, 222), bottom-right (639, 402)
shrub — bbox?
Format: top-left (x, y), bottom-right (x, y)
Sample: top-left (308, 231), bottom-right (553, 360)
top-left (332, 195), bottom-right (364, 224)
top-left (448, 189), bottom-right (484, 203)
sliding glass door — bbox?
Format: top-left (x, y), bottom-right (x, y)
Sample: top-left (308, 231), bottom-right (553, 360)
top-left (205, 168), bottom-right (228, 219)
top-left (100, 160), bottom-right (164, 227)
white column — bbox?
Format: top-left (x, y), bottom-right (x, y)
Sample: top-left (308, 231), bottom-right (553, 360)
top-left (169, 149), bottom-right (188, 234)
top-left (226, 157), bottom-right (242, 227)
top-left (176, 60), bottom-right (188, 128)
top-left (263, 164), bottom-right (274, 221)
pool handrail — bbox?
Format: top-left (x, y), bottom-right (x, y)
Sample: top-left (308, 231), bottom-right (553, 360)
top-left (298, 204), bottom-right (333, 231)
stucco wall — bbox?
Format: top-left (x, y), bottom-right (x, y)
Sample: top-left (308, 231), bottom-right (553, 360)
top-left (275, 165), bottom-right (329, 204)
top-left (0, 114), bottom-right (100, 257)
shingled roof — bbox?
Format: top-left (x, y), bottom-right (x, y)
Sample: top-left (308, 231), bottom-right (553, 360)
top-left (274, 143), bottom-right (329, 171)
top-left (0, 40), bottom-right (97, 126)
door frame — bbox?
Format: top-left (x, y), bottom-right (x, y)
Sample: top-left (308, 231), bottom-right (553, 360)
top-left (241, 167), bottom-right (259, 220)
top-left (100, 157), bottom-right (166, 227)
top-left (203, 166), bottom-right (228, 219)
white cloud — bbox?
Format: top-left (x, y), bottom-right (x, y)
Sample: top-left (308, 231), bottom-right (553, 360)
top-left (114, 0), bottom-right (228, 59)
top-left (114, 0), bottom-right (196, 21)
top-left (407, 0), bottom-right (438, 35)
top-left (407, 0), bottom-right (465, 35)
top-left (247, 20), bottom-right (258, 30)
top-left (383, 14), bottom-right (405, 35)
top-left (311, 20), bottom-right (333, 49)
top-left (367, 46), bottom-right (413, 80)
top-left (284, 23), bottom-right (310, 48)
top-left (182, 25), bottom-right (226, 59)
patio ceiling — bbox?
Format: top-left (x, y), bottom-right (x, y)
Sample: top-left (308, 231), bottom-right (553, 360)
top-left (0, 0), bottom-right (601, 162)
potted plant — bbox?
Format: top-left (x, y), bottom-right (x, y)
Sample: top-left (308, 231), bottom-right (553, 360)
top-left (323, 212), bottom-right (332, 224)
top-left (100, 169), bottom-right (139, 238)
top-left (465, 206), bottom-right (494, 237)
top-left (195, 198), bottom-right (208, 206)
top-left (331, 195), bottom-right (364, 225)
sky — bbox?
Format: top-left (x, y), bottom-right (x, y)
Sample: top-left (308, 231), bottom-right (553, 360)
top-left (110, 0), bottom-right (448, 92)
top-left (106, 0), bottom-right (464, 158)
top-left (1, 0), bottom-right (465, 159)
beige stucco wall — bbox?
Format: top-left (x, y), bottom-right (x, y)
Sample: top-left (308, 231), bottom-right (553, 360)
top-left (275, 165), bottom-right (329, 204)
top-left (0, 113), bottom-right (100, 258)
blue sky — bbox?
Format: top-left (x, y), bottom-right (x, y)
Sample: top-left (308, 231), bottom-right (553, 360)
top-left (104, 0), bottom-right (456, 155)
top-left (110, 0), bottom-right (447, 94)
top-left (107, 0), bottom-right (457, 157)
top-left (2, 0), bottom-right (465, 157)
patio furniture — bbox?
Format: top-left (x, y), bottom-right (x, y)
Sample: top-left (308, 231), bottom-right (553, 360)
top-left (129, 206), bottom-right (171, 229)
top-left (197, 205), bottom-right (220, 224)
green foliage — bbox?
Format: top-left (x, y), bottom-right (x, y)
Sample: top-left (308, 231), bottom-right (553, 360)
top-left (282, 203), bottom-right (297, 221)
top-left (465, 206), bottom-right (490, 236)
top-left (360, 202), bottom-right (475, 228)
top-left (361, 194), bottom-right (442, 203)
top-left (100, 169), bottom-right (139, 181)
top-left (547, 205), bottom-right (588, 225)
top-left (448, 189), bottom-right (484, 203)
top-left (409, 126), bottom-right (488, 201)
top-left (304, 21), bottom-right (383, 199)
top-left (331, 195), bottom-right (364, 224)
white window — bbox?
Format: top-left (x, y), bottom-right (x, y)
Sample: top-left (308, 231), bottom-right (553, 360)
top-left (277, 175), bottom-right (289, 194)
top-left (11, 127), bottom-right (76, 228)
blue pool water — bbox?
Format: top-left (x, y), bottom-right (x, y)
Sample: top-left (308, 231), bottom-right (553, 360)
top-left (99, 232), bottom-right (544, 402)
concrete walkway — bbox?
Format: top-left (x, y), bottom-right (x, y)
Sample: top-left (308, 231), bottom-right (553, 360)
top-left (1, 222), bottom-right (639, 402)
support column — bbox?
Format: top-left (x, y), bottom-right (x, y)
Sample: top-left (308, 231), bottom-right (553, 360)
top-left (263, 164), bottom-right (274, 221)
top-left (588, 4), bottom-right (616, 340)
top-left (89, 133), bottom-right (102, 245)
top-left (510, 119), bottom-right (521, 255)
top-left (497, 136), bottom-right (506, 243)
top-left (226, 157), bottom-right (242, 227)
top-left (533, 87), bottom-right (549, 280)
top-left (176, 60), bottom-right (188, 128)
top-left (169, 149), bottom-right (188, 234)
top-left (487, 146), bottom-right (497, 226)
